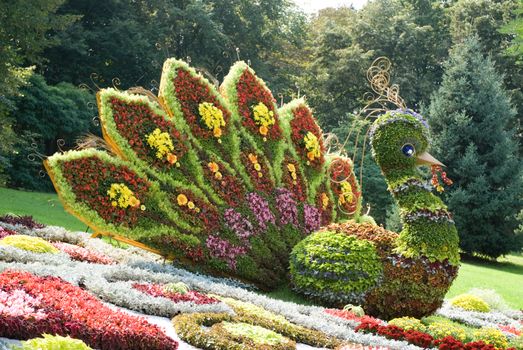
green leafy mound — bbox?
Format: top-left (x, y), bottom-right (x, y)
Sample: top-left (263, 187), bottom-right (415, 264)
top-left (289, 230), bottom-right (382, 307)
top-left (0, 235), bottom-right (59, 254)
top-left (12, 334), bottom-right (92, 350)
top-left (451, 294), bottom-right (490, 312)
top-left (218, 322), bottom-right (292, 347)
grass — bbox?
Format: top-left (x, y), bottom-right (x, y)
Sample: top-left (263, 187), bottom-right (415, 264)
top-left (1, 187), bottom-right (522, 309)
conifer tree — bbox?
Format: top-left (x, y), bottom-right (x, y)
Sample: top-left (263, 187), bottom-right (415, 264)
top-left (427, 36), bottom-right (523, 258)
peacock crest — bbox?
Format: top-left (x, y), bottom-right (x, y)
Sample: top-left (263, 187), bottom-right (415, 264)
top-left (45, 58), bottom-right (362, 289)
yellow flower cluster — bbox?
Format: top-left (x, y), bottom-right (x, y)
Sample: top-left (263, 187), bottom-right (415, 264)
top-left (303, 132), bottom-right (321, 163)
top-left (427, 321), bottom-right (467, 342)
top-left (107, 183), bottom-right (143, 209)
top-left (473, 328), bottom-right (508, 349)
top-left (252, 102), bottom-right (275, 140)
top-left (176, 193), bottom-right (200, 213)
top-left (451, 294), bottom-right (490, 312)
top-left (248, 153), bottom-right (263, 178)
top-left (199, 102), bottom-right (225, 141)
top-left (208, 162), bottom-right (223, 181)
top-left (338, 181), bottom-right (354, 205)
top-left (287, 163), bottom-right (297, 185)
top-left (321, 192), bottom-right (330, 210)
top-left (146, 128), bottom-right (179, 166)
top-left (388, 317), bottom-right (426, 332)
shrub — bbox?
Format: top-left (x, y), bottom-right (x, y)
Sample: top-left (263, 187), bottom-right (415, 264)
top-left (0, 235), bottom-right (59, 254)
top-left (12, 334), bottom-right (92, 350)
top-left (290, 230), bottom-right (382, 306)
top-left (466, 288), bottom-right (511, 312)
top-left (426, 320), bottom-right (467, 342)
top-left (451, 294), bottom-right (490, 312)
top-left (472, 328), bottom-right (508, 349)
top-left (388, 317), bottom-right (426, 332)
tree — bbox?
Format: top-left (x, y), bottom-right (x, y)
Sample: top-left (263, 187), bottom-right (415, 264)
top-left (427, 36), bottom-right (523, 258)
top-left (6, 74), bottom-right (96, 191)
top-left (500, 1), bottom-right (523, 57)
top-left (0, 0), bottom-right (77, 184)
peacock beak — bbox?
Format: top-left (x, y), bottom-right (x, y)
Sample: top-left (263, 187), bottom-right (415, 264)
top-left (416, 152), bottom-right (445, 167)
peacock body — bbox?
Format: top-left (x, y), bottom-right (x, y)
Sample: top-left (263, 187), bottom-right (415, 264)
top-left (45, 58), bottom-right (459, 318)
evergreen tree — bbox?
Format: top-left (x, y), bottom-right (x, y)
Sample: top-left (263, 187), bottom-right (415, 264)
top-left (427, 36), bottom-right (523, 258)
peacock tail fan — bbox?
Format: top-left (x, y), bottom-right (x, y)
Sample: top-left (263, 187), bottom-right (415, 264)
top-left (45, 58), bottom-right (362, 289)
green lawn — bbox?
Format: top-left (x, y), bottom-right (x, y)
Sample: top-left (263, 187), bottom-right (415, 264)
top-left (1, 187), bottom-right (522, 308)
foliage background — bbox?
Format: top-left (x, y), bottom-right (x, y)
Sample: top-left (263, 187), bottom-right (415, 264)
top-left (0, 0), bottom-right (522, 258)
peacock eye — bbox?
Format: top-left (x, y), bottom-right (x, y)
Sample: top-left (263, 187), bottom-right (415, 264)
top-left (402, 143), bottom-right (415, 157)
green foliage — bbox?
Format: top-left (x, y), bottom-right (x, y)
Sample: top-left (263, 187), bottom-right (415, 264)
top-left (509, 335), bottom-right (523, 350)
top-left (12, 334), bottom-right (92, 350)
top-left (220, 322), bottom-right (289, 346)
top-left (427, 36), bottom-right (523, 258)
top-left (290, 230), bottom-right (382, 306)
top-left (450, 294), bottom-right (490, 312)
top-left (388, 317), bottom-right (426, 332)
top-left (0, 234), bottom-right (59, 254)
top-left (472, 327), bottom-right (508, 349)
top-left (501, 1), bottom-right (523, 57)
top-left (163, 282), bottom-right (189, 295)
top-left (6, 74), bottom-right (96, 191)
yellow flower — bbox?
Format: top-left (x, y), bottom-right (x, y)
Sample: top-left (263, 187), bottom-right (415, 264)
top-left (257, 172), bottom-right (263, 178)
top-left (321, 193), bottom-right (329, 209)
top-left (214, 172), bottom-right (223, 180)
top-left (339, 181), bottom-right (353, 205)
top-left (167, 153), bottom-right (178, 165)
top-left (195, 207), bottom-right (201, 213)
top-left (199, 102), bottom-right (225, 139)
top-left (208, 162), bottom-right (219, 173)
top-left (252, 102), bottom-right (275, 134)
top-left (187, 201), bottom-right (195, 209)
top-left (291, 173), bottom-right (297, 180)
top-left (107, 183), bottom-right (139, 209)
top-left (254, 163), bottom-right (261, 171)
top-left (140, 205), bottom-right (146, 211)
top-left (146, 128), bottom-right (175, 160)
top-left (304, 132), bottom-right (321, 161)
top-left (177, 194), bottom-right (188, 206)
top-left (287, 163), bottom-right (296, 173)
top-left (248, 153), bottom-right (258, 164)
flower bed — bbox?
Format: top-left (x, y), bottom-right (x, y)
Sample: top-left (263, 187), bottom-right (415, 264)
top-left (0, 270), bottom-right (178, 350)
top-left (132, 282), bottom-right (219, 305)
top-left (50, 241), bottom-right (115, 264)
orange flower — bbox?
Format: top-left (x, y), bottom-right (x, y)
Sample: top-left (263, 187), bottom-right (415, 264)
top-left (213, 127), bottom-right (222, 138)
top-left (177, 194), bottom-right (188, 206)
top-left (208, 162), bottom-right (219, 173)
top-left (259, 125), bottom-right (268, 136)
top-left (129, 196), bottom-right (140, 208)
top-left (307, 151), bottom-right (316, 161)
top-left (321, 193), bottom-right (329, 209)
top-left (248, 153), bottom-right (258, 164)
top-left (167, 153), bottom-right (178, 164)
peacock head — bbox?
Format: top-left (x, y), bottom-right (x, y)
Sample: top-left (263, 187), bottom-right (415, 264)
top-left (369, 109), bottom-right (443, 173)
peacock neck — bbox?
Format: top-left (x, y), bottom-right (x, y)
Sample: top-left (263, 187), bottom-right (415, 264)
top-left (382, 167), bottom-right (460, 266)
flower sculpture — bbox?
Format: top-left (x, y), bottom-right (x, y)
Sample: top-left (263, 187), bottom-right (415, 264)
top-left (45, 58), bottom-right (459, 319)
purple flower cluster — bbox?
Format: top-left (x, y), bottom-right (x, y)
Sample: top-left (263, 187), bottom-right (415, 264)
top-left (246, 192), bottom-right (275, 231)
top-left (303, 204), bottom-right (321, 234)
top-left (206, 235), bottom-right (247, 270)
top-left (275, 188), bottom-right (298, 227)
top-left (224, 208), bottom-right (255, 240)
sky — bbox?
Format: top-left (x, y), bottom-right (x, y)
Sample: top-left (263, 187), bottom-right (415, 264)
top-left (293, 0), bottom-right (369, 13)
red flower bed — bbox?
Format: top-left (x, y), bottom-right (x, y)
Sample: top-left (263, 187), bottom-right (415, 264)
top-left (236, 69), bottom-right (282, 141)
top-left (289, 105), bottom-right (325, 168)
top-left (51, 242), bottom-right (115, 265)
top-left (132, 283), bottom-right (219, 305)
top-left (281, 155), bottom-right (306, 202)
top-left (201, 157), bottom-right (244, 207)
top-left (108, 97), bottom-right (188, 171)
top-left (173, 69), bottom-right (231, 141)
top-left (329, 157), bottom-right (361, 215)
top-left (0, 270), bottom-right (178, 350)
top-left (315, 183), bottom-right (334, 225)
top-left (169, 189), bottom-right (221, 233)
top-left (61, 156), bottom-right (151, 227)
top-left (0, 226), bottom-right (16, 239)
top-left (325, 309), bottom-right (382, 325)
top-left (240, 151), bottom-right (274, 193)
top-left (356, 320), bottom-right (517, 350)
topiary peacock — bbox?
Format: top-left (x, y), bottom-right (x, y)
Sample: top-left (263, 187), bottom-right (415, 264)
top-left (45, 57), bottom-right (460, 319)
